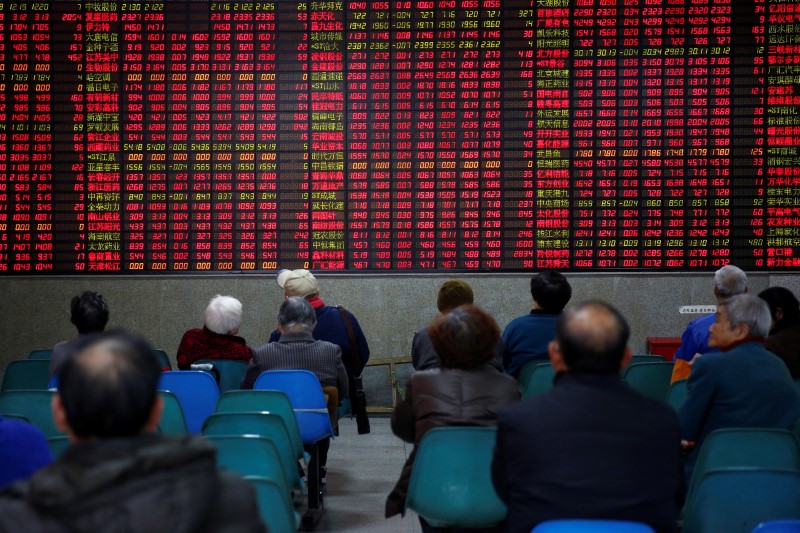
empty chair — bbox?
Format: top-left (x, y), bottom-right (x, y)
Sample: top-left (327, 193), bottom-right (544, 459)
top-left (752, 520), bottom-right (800, 532)
top-left (517, 362), bottom-right (556, 398)
top-left (47, 435), bottom-right (71, 459)
top-left (405, 427), bottom-right (506, 528)
top-left (245, 476), bottom-right (299, 533)
top-left (157, 390), bottom-right (188, 436)
top-left (1, 360), bottom-right (51, 391)
top-left (532, 519), bottom-right (656, 532)
top-left (682, 468), bottom-right (800, 533)
top-left (203, 435), bottom-right (289, 490)
top-left (666, 379), bottom-right (688, 411)
top-left (157, 371), bottom-right (219, 434)
top-left (202, 412), bottom-right (302, 490)
top-left (1, 413), bottom-right (29, 423)
top-left (621, 361), bottom-right (674, 401)
top-left (630, 354), bottom-right (666, 364)
top-left (684, 428), bottom-right (800, 511)
top-left (195, 359), bottom-right (248, 393)
top-left (215, 390), bottom-right (303, 462)
top-left (152, 349), bottom-right (172, 371)
top-left (27, 349), bottom-right (53, 360)
top-left (0, 390), bottom-right (63, 438)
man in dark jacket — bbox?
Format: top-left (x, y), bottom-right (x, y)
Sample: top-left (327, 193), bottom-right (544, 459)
top-left (0, 330), bottom-right (265, 533)
top-left (492, 300), bottom-right (682, 533)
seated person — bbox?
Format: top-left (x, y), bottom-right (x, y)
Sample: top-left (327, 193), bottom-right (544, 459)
top-left (0, 329), bottom-right (265, 532)
top-left (0, 416), bottom-right (52, 490)
top-left (242, 297), bottom-right (348, 485)
top-left (759, 286), bottom-right (800, 378)
top-left (176, 295), bottom-right (253, 370)
top-left (386, 304), bottom-right (520, 532)
top-left (679, 293), bottom-right (800, 482)
top-left (412, 279), bottom-right (474, 371)
top-left (501, 270), bottom-right (572, 377)
top-left (492, 300), bottom-right (682, 533)
top-left (50, 291), bottom-right (109, 377)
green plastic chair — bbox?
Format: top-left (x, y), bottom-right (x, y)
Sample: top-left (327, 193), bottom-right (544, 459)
top-left (152, 349), bottom-right (172, 371)
top-left (0, 390), bottom-right (63, 438)
top-left (621, 362), bottom-right (674, 402)
top-left (215, 390), bottom-right (304, 462)
top-left (666, 379), bottom-right (688, 411)
top-left (630, 354), bottom-right (666, 364)
top-left (204, 435), bottom-right (290, 490)
top-left (245, 476), bottom-right (300, 533)
top-left (517, 362), bottom-right (556, 398)
top-left (157, 390), bottom-right (188, 436)
top-left (684, 428), bottom-right (800, 514)
top-left (202, 412), bottom-right (302, 491)
top-left (405, 427), bottom-right (506, 528)
top-left (27, 349), bottom-right (53, 360)
top-left (1, 360), bottom-right (52, 391)
top-left (195, 359), bottom-right (248, 393)
top-left (682, 468), bottom-right (800, 533)
top-left (47, 435), bottom-right (71, 459)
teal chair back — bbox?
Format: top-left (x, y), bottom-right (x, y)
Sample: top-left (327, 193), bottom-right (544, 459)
top-left (532, 519), bottom-right (655, 532)
top-left (204, 435), bottom-right (289, 489)
top-left (621, 362), bottom-right (674, 402)
top-left (254, 370), bottom-right (334, 445)
top-left (2, 413), bottom-right (29, 422)
top-left (682, 469), bottom-right (800, 533)
top-left (630, 355), bottom-right (666, 364)
top-left (152, 349), bottom-right (172, 371)
top-left (27, 349), bottom-right (53, 360)
top-left (1, 360), bottom-right (51, 391)
top-left (0, 390), bottom-right (63, 438)
top-left (245, 476), bottom-right (299, 533)
top-left (202, 412), bottom-right (302, 490)
top-left (685, 428), bottom-right (800, 512)
top-left (195, 359), bottom-right (248, 393)
top-left (405, 427), bottom-right (506, 528)
top-left (666, 379), bottom-right (688, 411)
top-left (47, 435), bottom-right (71, 459)
top-left (215, 390), bottom-right (304, 461)
top-left (157, 390), bottom-right (188, 436)
top-left (518, 362), bottom-right (555, 398)
top-left (157, 371), bottom-right (219, 434)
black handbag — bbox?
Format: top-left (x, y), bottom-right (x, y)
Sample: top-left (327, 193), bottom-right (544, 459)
top-left (337, 306), bottom-right (371, 434)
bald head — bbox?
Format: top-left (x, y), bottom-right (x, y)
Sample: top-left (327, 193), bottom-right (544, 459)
top-left (555, 300), bottom-right (630, 373)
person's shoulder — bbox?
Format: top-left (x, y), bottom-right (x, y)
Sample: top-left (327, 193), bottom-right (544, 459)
top-left (314, 338), bottom-right (342, 354)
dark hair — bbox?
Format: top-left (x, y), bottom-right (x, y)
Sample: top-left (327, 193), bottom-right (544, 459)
top-left (70, 291), bottom-right (109, 335)
top-left (59, 329), bottom-right (161, 439)
top-left (758, 287), bottom-right (800, 333)
top-left (531, 271), bottom-right (572, 312)
top-left (437, 280), bottom-right (474, 312)
top-left (556, 300), bottom-right (629, 373)
top-left (428, 304), bottom-right (500, 370)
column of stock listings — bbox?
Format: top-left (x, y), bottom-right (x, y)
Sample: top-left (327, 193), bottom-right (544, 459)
top-left (0, 0), bottom-right (798, 273)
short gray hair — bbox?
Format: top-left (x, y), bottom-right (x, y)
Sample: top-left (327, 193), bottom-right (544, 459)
top-left (720, 293), bottom-right (771, 338)
top-left (204, 295), bottom-right (243, 335)
top-left (278, 296), bottom-right (317, 332)
top-left (714, 265), bottom-right (748, 299)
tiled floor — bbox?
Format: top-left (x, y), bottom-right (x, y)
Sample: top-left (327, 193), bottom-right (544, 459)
top-left (314, 415), bottom-right (423, 532)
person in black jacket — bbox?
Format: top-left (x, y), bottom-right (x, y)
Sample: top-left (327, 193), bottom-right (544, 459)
top-left (492, 300), bottom-right (683, 533)
top-left (0, 330), bottom-right (265, 533)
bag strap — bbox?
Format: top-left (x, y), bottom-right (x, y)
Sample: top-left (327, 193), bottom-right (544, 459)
top-left (336, 305), bottom-right (362, 378)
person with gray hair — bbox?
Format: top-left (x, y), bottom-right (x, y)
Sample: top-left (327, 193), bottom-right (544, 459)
top-left (176, 295), bottom-right (253, 370)
top-left (241, 297), bottom-right (348, 487)
top-left (679, 293), bottom-right (800, 484)
top-left (672, 264), bottom-right (749, 382)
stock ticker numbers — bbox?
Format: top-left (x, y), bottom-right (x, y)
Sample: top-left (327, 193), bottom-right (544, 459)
top-left (0, 0), bottom-right (797, 273)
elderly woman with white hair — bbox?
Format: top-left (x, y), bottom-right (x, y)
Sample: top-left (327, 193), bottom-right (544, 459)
top-left (678, 293), bottom-right (800, 484)
top-left (176, 295), bottom-right (253, 370)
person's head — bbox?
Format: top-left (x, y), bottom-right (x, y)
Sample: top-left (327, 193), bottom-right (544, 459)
top-left (437, 280), bottom-right (474, 313)
top-left (277, 296), bottom-right (317, 334)
top-left (427, 304), bottom-right (500, 370)
top-left (277, 269), bottom-right (320, 299)
top-left (713, 264), bottom-right (748, 301)
top-left (70, 291), bottom-right (110, 335)
top-left (758, 287), bottom-right (800, 334)
top-left (531, 270), bottom-right (572, 312)
top-left (203, 295), bottom-right (244, 335)
top-left (53, 329), bottom-right (163, 442)
top-left (709, 293), bottom-right (772, 349)
top-left (550, 300), bottom-right (631, 374)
